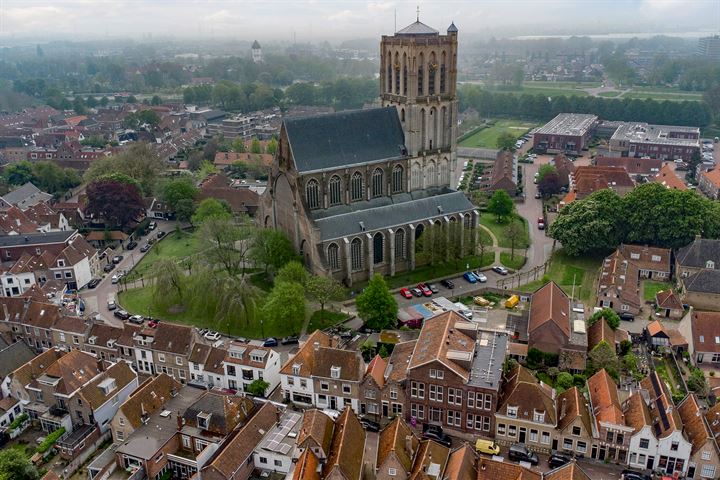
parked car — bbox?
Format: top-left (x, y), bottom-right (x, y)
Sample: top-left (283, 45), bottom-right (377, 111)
top-left (534, 191), bottom-right (542, 199)
top-left (620, 312), bottom-right (635, 321)
top-left (204, 331), bottom-right (221, 341)
top-left (148, 319), bottom-right (160, 328)
top-left (107, 300), bottom-right (117, 310)
top-left (359, 417), bottom-right (381, 432)
top-left (399, 288), bottom-right (413, 299)
top-left (538, 221), bottom-right (545, 230)
top-left (428, 283), bottom-right (439, 294)
top-left (281, 336), bottom-right (299, 345)
top-left (421, 426), bottom-right (452, 448)
top-left (140, 244), bottom-right (151, 252)
top-left (473, 271), bottom-right (487, 283)
top-left (548, 453), bottom-right (571, 469)
top-left (417, 283), bottom-right (433, 297)
top-left (463, 272), bottom-right (477, 283)
top-left (410, 287), bottom-right (423, 297)
top-left (508, 443), bottom-right (539, 465)
top-left (113, 310), bottom-right (130, 320)
top-left (620, 470), bottom-right (652, 480)
top-left (475, 439), bottom-right (500, 455)
top-left (112, 255), bottom-right (123, 264)
top-left (103, 263), bottom-right (115, 273)
top-left (492, 266), bottom-right (509, 275)
top-left (440, 279), bottom-right (455, 289)
top-left (263, 337), bottom-right (279, 347)
top-left (126, 241), bottom-right (138, 250)
top-left (157, 231), bottom-right (166, 239)
top-left (128, 315), bottom-right (144, 325)
top-left (87, 278), bottom-right (101, 289)
top-left (148, 221), bottom-right (157, 230)
top-left (111, 274), bottom-right (123, 284)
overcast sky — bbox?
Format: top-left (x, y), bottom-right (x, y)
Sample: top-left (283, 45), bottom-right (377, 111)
top-left (1, 0), bottom-right (719, 42)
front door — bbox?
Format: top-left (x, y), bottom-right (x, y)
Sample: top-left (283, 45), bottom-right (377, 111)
top-left (330, 396), bottom-right (337, 410)
top-left (598, 446), bottom-right (606, 461)
top-left (688, 465), bottom-right (696, 479)
top-left (382, 402), bottom-right (389, 417)
top-left (647, 456), bottom-right (655, 470)
top-left (591, 445), bottom-right (598, 459)
top-left (552, 439), bottom-right (558, 450)
top-left (519, 427), bottom-right (526, 444)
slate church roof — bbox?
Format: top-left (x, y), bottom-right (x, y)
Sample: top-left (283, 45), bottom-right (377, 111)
top-left (676, 238), bottom-right (720, 268)
top-left (313, 190), bottom-right (474, 241)
top-left (396, 21), bottom-right (439, 36)
top-left (284, 107), bottom-right (406, 173)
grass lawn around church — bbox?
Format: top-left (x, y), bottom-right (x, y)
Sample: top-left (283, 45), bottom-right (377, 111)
top-left (518, 249), bottom-right (603, 303)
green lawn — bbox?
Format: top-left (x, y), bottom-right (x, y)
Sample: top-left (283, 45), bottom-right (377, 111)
top-left (124, 231), bottom-right (200, 281)
top-left (118, 286), bottom-right (298, 338)
top-left (643, 280), bottom-right (672, 302)
top-left (654, 355), bottom-right (686, 400)
top-left (622, 90), bottom-right (703, 102)
top-left (514, 86), bottom-right (589, 97)
top-left (524, 80), bottom-right (602, 88)
top-left (307, 310), bottom-right (349, 333)
top-left (598, 91), bottom-right (621, 98)
top-left (459, 119), bottom-right (537, 148)
top-left (500, 252), bottom-right (526, 271)
top-left (518, 249), bottom-right (603, 303)
top-left (479, 213), bottom-right (530, 249)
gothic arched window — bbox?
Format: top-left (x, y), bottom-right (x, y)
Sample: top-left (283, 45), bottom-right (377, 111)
top-left (440, 158), bottom-right (449, 186)
top-left (373, 232), bottom-right (384, 264)
top-left (392, 165), bottom-right (404, 193)
top-left (327, 243), bottom-right (340, 271)
top-left (411, 162), bottom-right (422, 190)
top-left (306, 179), bottom-right (320, 209)
top-left (351, 238), bottom-right (363, 271)
top-left (426, 160), bottom-right (437, 187)
top-left (350, 171), bottom-right (364, 201)
top-left (395, 228), bottom-right (406, 259)
top-left (329, 175), bottom-right (341, 206)
top-left (372, 168), bottom-right (384, 198)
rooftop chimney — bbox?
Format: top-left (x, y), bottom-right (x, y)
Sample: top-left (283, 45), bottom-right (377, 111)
top-left (177, 411), bottom-right (183, 430)
top-left (561, 397), bottom-right (567, 418)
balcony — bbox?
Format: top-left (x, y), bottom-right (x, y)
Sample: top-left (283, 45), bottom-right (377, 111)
top-left (57, 424), bottom-right (97, 452)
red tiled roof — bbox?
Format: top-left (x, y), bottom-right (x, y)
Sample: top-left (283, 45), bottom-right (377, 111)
top-left (588, 369), bottom-right (624, 427)
top-left (529, 281), bottom-right (570, 337)
top-left (653, 164), bottom-right (687, 190)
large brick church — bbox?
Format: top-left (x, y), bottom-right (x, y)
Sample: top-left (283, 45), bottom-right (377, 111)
top-left (260, 19), bottom-right (478, 286)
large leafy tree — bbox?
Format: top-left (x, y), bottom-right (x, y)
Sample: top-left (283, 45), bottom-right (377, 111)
top-left (487, 189), bottom-right (514, 223)
top-left (151, 258), bottom-right (186, 308)
top-left (586, 341), bottom-right (620, 380)
top-left (198, 217), bottom-right (254, 277)
top-left (250, 228), bottom-right (298, 276)
top-left (588, 308), bottom-right (621, 330)
top-left (3, 161), bottom-right (35, 185)
top-left (306, 275), bottom-right (345, 313)
top-left (85, 174), bottom-right (145, 228)
top-left (192, 198), bottom-right (232, 224)
top-left (274, 261), bottom-right (308, 286)
top-left (161, 176), bottom-right (198, 210)
top-left (548, 189), bottom-right (624, 256)
top-left (0, 448), bottom-right (39, 480)
top-left (261, 281), bottom-right (306, 335)
top-left (123, 109), bottom-right (161, 129)
top-left (84, 142), bottom-right (165, 196)
top-left (356, 274), bottom-right (397, 331)
top-left (496, 132), bottom-right (517, 151)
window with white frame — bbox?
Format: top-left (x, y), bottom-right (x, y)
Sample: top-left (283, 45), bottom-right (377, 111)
top-left (572, 426), bottom-right (581, 436)
top-left (331, 366), bottom-right (341, 379)
top-left (541, 431), bottom-right (550, 444)
top-left (529, 429), bottom-right (538, 442)
top-left (508, 425), bottom-right (517, 438)
top-left (701, 465), bottom-right (716, 478)
top-left (410, 381), bottom-right (424, 399)
top-left (447, 410), bottom-right (461, 427)
top-left (158, 353), bottom-right (166, 362)
top-left (576, 441), bottom-right (587, 453)
top-left (640, 438), bottom-right (649, 449)
top-left (429, 384), bottom-right (443, 402)
top-left (533, 410), bottom-right (545, 423)
top-left (484, 394), bottom-right (492, 410)
top-left (702, 451), bottom-right (711, 461)
top-left (429, 369), bottom-right (444, 379)
top-left (320, 382), bottom-right (329, 391)
top-left (506, 406), bottom-right (518, 418)
top-left (563, 438), bottom-right (573, 450)
top-left (390, 387), bottom-right (398, 399)
top-left (467, 391), bottom-right (475, 408)
top-left (483, 416), bottom-right (490, 431)
top-left (342, 384), bottom-right (351, 394)
top-left (497, 423), bottom-right (506, 436)
top-left (388, 468), bottom-right (397, 476)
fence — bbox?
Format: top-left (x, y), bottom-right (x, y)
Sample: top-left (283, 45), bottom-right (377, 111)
top-left (495, 259), bottom-right (551, 290)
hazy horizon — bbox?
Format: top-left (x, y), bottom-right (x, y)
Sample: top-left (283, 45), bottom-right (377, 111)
top-left (1, 0), bottom-right (719, 44)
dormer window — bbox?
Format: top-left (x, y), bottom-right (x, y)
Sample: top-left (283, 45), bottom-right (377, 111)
top-left (197, 412), bottom-right (211, 430)
top-left (707, 260), bottom-right (715, 269)
top-left (533, 410), bottom-right (545, 423)
top-left (57, 259), bottom-right (65, 267)
top-left (251, 354), bottom-right (263, 362)
top-left (331, 366), bottom-right (341, 379)
top-left (507, 406), bottom-right (518, 418)
top-left (99, 378), bottom-right (117, 395)
top-left (651, 255), bottom-right (661, 262)
top-left (292, 364), bottom-right (301, 376)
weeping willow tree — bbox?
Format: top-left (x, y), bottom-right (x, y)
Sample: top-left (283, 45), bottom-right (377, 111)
top-left (151, 258), bottom-right (186, 310)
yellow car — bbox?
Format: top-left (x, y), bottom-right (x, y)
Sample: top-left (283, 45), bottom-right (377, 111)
top-left (475, 439), bottom-right (500, 455)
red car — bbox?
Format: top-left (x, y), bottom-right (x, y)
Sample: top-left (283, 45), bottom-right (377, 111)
top-left (417, 283), bottom-right (433, 297)
top-left (148, 318), bottom-right (160, 328)
top-left (399, 288), bottom-right (413, 299)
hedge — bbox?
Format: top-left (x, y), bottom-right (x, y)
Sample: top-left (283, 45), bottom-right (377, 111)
top-left (8, 413), bottom-right (28, 431)
top-left (36, 427), bottom-right (66, 454)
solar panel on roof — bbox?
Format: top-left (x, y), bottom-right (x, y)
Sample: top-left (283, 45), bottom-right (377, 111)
top-left (656, 399), bottom-right (670, 430)
top-left (279, 444), bottom-right (292, 455)
top-left (650, 371), bottom-right (661, 395)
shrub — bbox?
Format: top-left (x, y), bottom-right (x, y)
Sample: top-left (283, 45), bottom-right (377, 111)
top-left (36, 427), bottom-right (66, 454)
top-left (8, 413), bottom-right (28, 431)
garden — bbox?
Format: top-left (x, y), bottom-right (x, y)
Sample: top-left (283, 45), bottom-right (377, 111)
top-left (458, 119), bottom-right (537, 149)
top-left (519, 249), bottom-right (602, 303)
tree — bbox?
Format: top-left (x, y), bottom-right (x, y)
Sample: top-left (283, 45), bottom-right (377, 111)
top-left (151, 95), bottom-right (162, 106)
top-left (537, 164), bottom-right (557, 183)
top-left (619, 339), bottom-right (632, 356)
top-left (548, 189), bottom-right (624, 256)
top-left (246, 379), bottom-right (270, 397)
top-left (356, 274), bottom-right (397, 331)
top-left (32, 161), bottom-right (81, 194)
top-left (126, 95), bottom-right (138, 103)
top-left (198, 217), bottom-right (254, 277)
top-left (192, 198), bottom-right (232, 224)
top-left (231, 137), bottom-right (247, 153)
top-left (538, 172), bottom-right (562, 197)
top-left (85, 174), bottom-right (145, 228)
top-left (586, 341), bottom-right (620, 380)
top-left (702, 85), bottom-right (720, 118)
top-left (175, 198), bottom-right (196, 223)
top-left (161, 177), bottom-right (198, 210)
top-left (275, 261), bottom-right (308, 286)
top-left (262, 281), bottom-right (306, 335)
top-left (687, 368), bottom-right (709, 397)
top-left (496, 132), bottom-right (517, 151)
top-left (250, 137), bottom-right (263, 154)
top-left (250, 229), bottom-right (298, 276)
top-left (555, 372), bottom-right (574, 392)
top-left (99, 96), bottom-right (109, 106)
top-left (307, 275), bottom-right (344, 314)
top-left (487, 190), bottom-right (514, 223)
top-left (4, 161), bottom-right (35, 185)
top-left (123, 109), bottom-right (160, 129)
top-left (151, 258), bottom-right (186, 308)
top-left (84, 142), bottom-right (165, 196)
top-left (266, 137), bottom-right (278, 156)
top-left (0, 448), bottom-right (39, 480)
top-left (505, 220), bottom-right (524, 260)
top-left (588, 308), bottom-right (620, 330)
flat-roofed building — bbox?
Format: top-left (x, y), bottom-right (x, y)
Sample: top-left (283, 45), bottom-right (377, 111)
top-left (533, 113), bottom-right (598, 155)
top-left (609, 122), bottom-right (700, 161)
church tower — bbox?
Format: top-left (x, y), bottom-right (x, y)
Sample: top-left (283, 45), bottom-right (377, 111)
top-left (380, 15), bottom-right (459, 189)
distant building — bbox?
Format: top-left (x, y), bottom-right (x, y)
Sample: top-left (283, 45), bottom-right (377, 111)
top-left (532, 113), bottom-right (598, 155)
top-left (252, 40), bottom-right (263, 63)
top-left (594, 156), bottom-right (661, 180)
top-left (608, 122), bottom-right (700, 161)
top-left (698, 35), bottom-right (720, 61)
top-left (481, 150), bottom-right (518, 196)
top-left (699, 168), bottom-right (720, 200)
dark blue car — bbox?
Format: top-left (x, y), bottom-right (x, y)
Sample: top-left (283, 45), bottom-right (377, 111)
top-left (463, 272), bottom-right (477, 283)
top-left (263, 338), bottom-right (279, 347)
